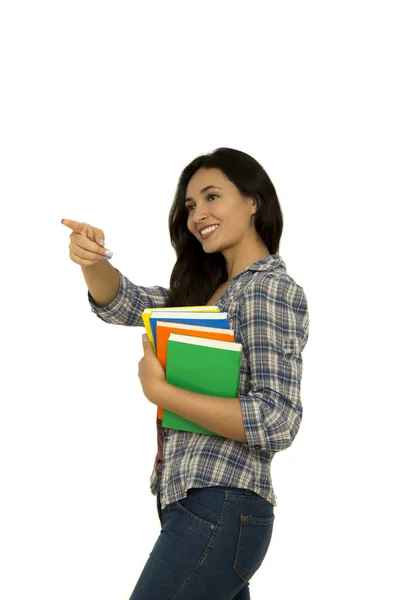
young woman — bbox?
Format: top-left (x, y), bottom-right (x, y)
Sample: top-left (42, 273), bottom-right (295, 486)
top-left (62, 147), bottom-right (309, 600)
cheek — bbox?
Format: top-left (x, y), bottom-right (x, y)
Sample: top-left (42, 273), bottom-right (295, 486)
top-left (187, 217), bottom-right (195, 234)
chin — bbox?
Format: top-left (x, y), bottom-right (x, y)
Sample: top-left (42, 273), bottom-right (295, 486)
top-left (203, 246), bottom-right (222, 255)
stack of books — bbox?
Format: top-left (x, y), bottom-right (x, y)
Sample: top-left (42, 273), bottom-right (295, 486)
top-left (141, 306), bottom-right (242, 437)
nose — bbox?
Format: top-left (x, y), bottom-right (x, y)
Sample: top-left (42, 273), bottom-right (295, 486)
top-left (191, 204), bottom-right (209, 222)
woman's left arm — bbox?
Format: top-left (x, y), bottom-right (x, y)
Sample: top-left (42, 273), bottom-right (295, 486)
top-left (237, 276), bottom-right (309, 453)
top-left (138, 277), bottom-right (309, 449)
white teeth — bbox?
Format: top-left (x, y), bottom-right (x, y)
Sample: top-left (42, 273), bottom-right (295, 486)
top-left (200, 225), bottom-right (219, 236)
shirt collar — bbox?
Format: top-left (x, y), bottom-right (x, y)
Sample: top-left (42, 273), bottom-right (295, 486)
top-left (242, 253), bottom-right (286, 274)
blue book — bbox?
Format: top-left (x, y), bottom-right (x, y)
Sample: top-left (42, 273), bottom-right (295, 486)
top-left (149, 311), bottom-right (230, 352)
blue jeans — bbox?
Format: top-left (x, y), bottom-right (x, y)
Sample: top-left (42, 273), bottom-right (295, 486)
top-left (129, 474), bottom-right (275, 600)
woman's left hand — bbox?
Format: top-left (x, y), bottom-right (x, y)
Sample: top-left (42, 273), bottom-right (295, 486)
top-left (138, 334), bottom-right (166, 403)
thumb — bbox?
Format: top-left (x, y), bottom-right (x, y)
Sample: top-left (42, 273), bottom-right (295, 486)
top-left (142, 334), bottom-right (154, 352)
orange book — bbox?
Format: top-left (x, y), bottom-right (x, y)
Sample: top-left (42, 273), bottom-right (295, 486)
top-left (155, 321), bottom-right (235, 420)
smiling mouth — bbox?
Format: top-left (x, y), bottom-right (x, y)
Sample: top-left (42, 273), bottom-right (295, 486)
top-left (200, 225), bottom-right (219, 239)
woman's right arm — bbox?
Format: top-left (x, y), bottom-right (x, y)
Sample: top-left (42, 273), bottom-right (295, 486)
top-left (81, 259), bottom-right (120, 307)
top-left (86, 263), bottom-right (170, 327)
top-left (62, 218), bottom-right (169, 327)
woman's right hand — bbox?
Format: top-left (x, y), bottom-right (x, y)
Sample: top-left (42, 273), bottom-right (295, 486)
top-left (61, 219), bottom-right (113, 267)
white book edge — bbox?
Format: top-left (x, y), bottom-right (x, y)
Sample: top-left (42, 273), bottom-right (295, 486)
top-left (152, 311), bottom-right (228, 320)
top-left (169, 332), bottom-right (242, 352)
top-left (157, 321), bottom-right (234, 336)
top-left (142, 306), bottom-right (219, 314)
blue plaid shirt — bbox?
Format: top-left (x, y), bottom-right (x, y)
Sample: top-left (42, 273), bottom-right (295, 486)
top-left (88, 253), bottom-right (309, 510)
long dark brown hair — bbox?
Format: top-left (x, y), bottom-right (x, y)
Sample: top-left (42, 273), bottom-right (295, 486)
top-left (164, 147), bottom-right (283, 307)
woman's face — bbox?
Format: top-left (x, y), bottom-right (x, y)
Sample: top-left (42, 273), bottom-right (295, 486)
top-left (185, 168), bottom-right (257, 254)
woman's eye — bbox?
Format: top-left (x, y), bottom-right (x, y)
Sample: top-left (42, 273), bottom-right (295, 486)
top-left (186, 194), bottom-right (218, 214)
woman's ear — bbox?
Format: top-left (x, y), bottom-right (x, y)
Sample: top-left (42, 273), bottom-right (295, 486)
top-left (250, 195), bottom-right (259, 215)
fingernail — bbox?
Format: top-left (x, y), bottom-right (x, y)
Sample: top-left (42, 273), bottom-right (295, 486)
top-left (98, 239), bottom-right (105, 247)
top-left (104, 255), bottom-right (111, 260)
top-left (104, 249), bottom-right (113, 258)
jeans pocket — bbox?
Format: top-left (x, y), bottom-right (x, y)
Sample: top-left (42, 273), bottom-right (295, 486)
top-left (233, 513), bottom-right (275, 583)
top-left (174, 488), bottom-right (226, 530)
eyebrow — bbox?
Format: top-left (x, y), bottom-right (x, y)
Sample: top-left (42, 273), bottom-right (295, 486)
top-left (185, 185), bottom-right (222, 204)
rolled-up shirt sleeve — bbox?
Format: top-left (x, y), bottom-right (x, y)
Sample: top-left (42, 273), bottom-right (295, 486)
top-left (238, 276), bottom-right (309, 453)
top-left (88, 267), bottom-right (170, 326)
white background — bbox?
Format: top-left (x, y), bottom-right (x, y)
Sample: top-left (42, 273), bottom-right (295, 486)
top-left (1, 1), bottom-right (399, 599)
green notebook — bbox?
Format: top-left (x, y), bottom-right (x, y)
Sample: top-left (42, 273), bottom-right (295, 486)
top-left (162, 333), bottom-right (242, 437)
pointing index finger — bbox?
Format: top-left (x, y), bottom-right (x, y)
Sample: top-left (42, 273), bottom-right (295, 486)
top-left (61, 219), bottom-right (85, 233)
